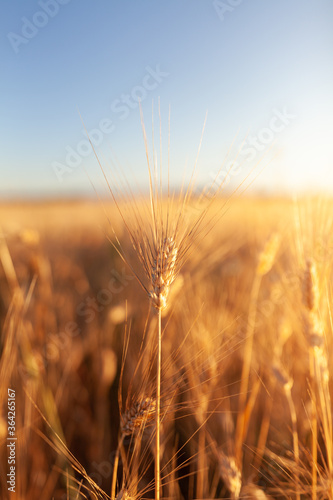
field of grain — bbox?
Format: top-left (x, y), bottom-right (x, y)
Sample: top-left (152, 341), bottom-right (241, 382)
top-left (1, 196), bottom-right (333, 499)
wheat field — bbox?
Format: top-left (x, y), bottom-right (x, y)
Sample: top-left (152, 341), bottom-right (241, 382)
top-left (0, 195), bottom-right (333, 499)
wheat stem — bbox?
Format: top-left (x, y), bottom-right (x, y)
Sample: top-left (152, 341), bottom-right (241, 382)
top-left (253, 381), bottom-right (276, 473)
top-left (111, 435), bottom-right (124, 500)
top-left (235, 272), bottom-right (261, 465)
top-left (309, 349), bottom-right (317, 500)
top-left (197, 427), bottom-right (206, 499)
top-left (235, 236), bottom-right (279, 467)
top-left (285, 386), bottom-right (300, 500)
top-left (155, 307), bottom-right (162, 500)
top-left (314, 347), bottom-right (333, 473)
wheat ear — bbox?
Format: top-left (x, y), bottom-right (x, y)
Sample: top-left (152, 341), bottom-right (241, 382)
top-left (149, 237), bottom-right (178, 311)
top-left (218, 453), bottom-right (242, 499)
top-left (111, 398), bottom-right (156, 499)
top-left (116, 489), bottom-right (131, 500)
top-left (120, 397), bottom-right (156, 436)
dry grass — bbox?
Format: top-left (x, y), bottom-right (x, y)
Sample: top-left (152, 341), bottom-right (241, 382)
top-left (1, 195), bottom-right (333, 499)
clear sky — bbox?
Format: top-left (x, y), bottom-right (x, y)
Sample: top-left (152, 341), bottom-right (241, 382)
top-left (1, 0), bottom-right (333, 198)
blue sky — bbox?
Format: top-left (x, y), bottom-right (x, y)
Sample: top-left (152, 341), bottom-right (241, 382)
top-left (1, 0), bottom-right (333, 198)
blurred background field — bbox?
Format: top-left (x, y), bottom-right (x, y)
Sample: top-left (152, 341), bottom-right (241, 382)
top-left (1, 197), bottom-right (333, 499)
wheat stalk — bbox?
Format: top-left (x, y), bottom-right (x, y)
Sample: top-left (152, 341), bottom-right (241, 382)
top-left (235, 233), bottom-right (280, 466)
top-left (302, 258), bottom-right (325, 499)
top-left (272, 360), bottom-right (301, 500)
top-left (86, 105), bottom-right (256, 500)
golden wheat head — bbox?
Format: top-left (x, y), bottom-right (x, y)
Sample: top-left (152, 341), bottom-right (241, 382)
top-left (116, 489), bottom-right (132, 500)
top-left (121, 397), bottom-right (156, 436)
top-left (218, 453), bottom-right (242, 499)
top-left (149, 237), bottom-right (178, 310)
